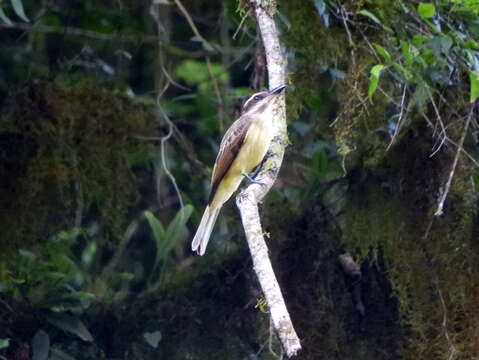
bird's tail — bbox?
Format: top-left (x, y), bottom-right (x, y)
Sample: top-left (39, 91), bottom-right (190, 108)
top-left (191, 205), bottom-right (220, 256)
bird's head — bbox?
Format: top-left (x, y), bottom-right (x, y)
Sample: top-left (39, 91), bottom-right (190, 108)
top-left (241, 84), bottom-right (287, 116)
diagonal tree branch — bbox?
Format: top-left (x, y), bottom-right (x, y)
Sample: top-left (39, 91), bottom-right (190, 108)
top-left (434, 104), bottom-right (474, 216)
top-left (235, 0), bottom-right (301, 357)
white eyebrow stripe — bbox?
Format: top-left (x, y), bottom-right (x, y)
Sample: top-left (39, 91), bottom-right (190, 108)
top-left (242, 91), bottom-right (269, 112)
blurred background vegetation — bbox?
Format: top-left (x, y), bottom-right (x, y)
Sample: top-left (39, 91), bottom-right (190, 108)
top-left (0, 0), bottom-right (478, 359)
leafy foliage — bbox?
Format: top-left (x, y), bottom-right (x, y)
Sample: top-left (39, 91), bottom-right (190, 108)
top-left (0, 0), bottom-right (478, 359)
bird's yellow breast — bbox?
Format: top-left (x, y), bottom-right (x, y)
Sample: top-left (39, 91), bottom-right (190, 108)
top-left (234, 117), bottom-right (273, 173)
top-left (210, 116), bottom-right (273, 208)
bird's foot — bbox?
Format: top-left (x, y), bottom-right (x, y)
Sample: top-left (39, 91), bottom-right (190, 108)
top-left (242, 172), bottom-right (264, 186)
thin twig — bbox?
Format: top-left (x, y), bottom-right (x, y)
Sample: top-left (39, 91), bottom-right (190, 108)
top-left (386, 85), bottom-right (408, 151)
top-left (434, 105), bottom-right (474, 216)
top-left (437, 285), bottom-right (458, 360)
top-left (157, 102), bottom-right (185, 211)
top-left (420, 113), bottom-right (479, 167)
top-left (233, 10), bottom-right (251, 40)
top-left (173, 0), bottom-right (215, 52)
top-left (206, 56), bottom-right (225, 131)
top-left (428, 89), bottom-right (449, 155)
top-left (340, 6), bottom-right (354, 47)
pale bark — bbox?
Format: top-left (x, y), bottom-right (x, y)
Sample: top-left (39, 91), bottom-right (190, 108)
top-left (235, 0), bottom-right (301, 357)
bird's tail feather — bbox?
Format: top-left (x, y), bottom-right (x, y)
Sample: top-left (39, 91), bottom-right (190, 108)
top-left (191, 206), bottom-right (220, 256)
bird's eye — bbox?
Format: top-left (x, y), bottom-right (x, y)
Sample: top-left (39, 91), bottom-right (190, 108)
top-left (254, 95), bottom-right (262, 101)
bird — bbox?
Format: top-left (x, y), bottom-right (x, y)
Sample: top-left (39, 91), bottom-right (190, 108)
top-left (191, 84), bottom-right (287, 255)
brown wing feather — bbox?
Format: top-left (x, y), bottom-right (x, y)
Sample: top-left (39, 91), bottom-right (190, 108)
top-left (208, 115), bottom-right (253, 204)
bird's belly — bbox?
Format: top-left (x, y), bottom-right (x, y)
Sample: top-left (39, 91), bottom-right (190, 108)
top-left (231, 120), bottom-right (273, 175)
top-left (209, 120), bottom-right (273, 208)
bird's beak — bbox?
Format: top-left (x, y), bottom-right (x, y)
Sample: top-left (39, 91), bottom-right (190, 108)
top-left (268, 84), bottom-right (287, 96)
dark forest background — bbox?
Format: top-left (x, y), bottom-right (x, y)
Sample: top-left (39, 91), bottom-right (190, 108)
top-left (0, 0), bottom-right (479, 359)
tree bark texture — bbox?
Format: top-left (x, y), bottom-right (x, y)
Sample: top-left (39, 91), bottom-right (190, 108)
top-left (236, 0), bottom-right (301, 357)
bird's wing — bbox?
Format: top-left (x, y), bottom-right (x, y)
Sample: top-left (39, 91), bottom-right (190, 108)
top-left (208, 114), bottom-right (253, 204)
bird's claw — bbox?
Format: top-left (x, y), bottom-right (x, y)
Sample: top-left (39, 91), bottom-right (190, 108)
top-left (242, 173), bottom-right (265, 186)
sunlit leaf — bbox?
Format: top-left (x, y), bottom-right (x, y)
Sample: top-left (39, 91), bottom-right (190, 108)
top-left (32, 330), bottom-right (50, 360)
top-left (46, 313), bottom-right (93, 342)
top-left (10, 0), bottom-right (29, 22)
top-left (373, 43), bottom-right (391, 61)
top-left (368, 64), bottom-right (386, 100)
top-left (412, 34), bottom-right (429, 46)
top-left (469, 70), bottom-right (479, 103)
top-left (465, 39), bottom-right (479, 50)
top-left (358, 10), bottom-right (381, 25)
top-left (418, 3), bottom-right (436, 19)
top-left (400, 41), bottom-right (414, 64)
top-left (175, 60), bottom-right (228, 87)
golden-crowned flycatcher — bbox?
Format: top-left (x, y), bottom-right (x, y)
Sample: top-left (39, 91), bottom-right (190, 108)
top-left (192, 84), bottom-right (287, 255)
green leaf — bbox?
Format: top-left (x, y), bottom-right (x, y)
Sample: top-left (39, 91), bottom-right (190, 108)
top-left (473, 172), bottom-right (479, 188)
top-left (412, 34), bottom-right (429, 46)
top-left (164, 205), bottom-right (193, 255)
top-left (32, 330), bottom-right (50, 360)
top-left (19, 249), bottom-right (36, 260)
top-left (0, 338), bottom-right (10, 349)
top-left (469, 71), bottom-right (479, 103)
top-left (46, 313), bottom-right (93, 342)
top-left (427, 35), bottom-right (453, 54)
top-left (10, 0), bottom-right (29, 22)
top-left (418, 3), bottom-right (436, 19)
top-left (393, 63), bottom-right (414, 81)
top-left (412, 83), bottom-right (429, 108)
top-left (175, 60), bottom-right (228, 87)
top-left (465, 39), bottom-right (479, 50)
top-left (372, 43), bottom-right (391, 61)
top-left (145, 210), bottom-right (166, 251)
top-left (401, 41), bottom-right (414, 64)
top-left (146, 206), bottom-right (193, 275)
top-left (312, 149), bottom-right (328, 175)
top-left (368, 64), bottom-right (386, 100)
top-left (0, 6), bottom-right (12, 25)
top-left (144, 331), bottom-right (162, 348)
top-left (81, 241), bottom-right (97, 267)
top-left (358, 10), bottom-right (381, 25)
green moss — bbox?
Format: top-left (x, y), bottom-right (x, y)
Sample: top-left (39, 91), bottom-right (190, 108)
top-left (339, 125), bottom-right (479, 359)
top-left (0, 81), bottom-right (155, 250)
